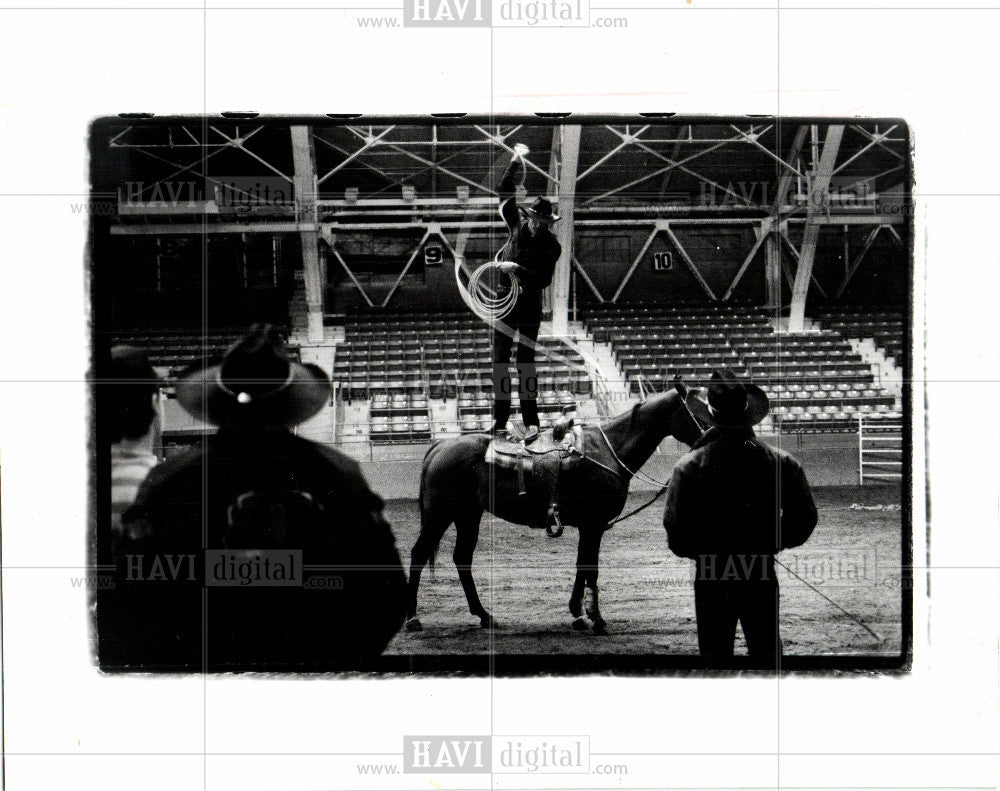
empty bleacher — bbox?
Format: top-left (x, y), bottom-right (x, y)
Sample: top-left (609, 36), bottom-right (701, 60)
top-left (814, 307), bottom-right (905, 366)
top-left (584, 302), bottom-right (901, 433)
top-left (456, 386), bottom-right (579, 433)
top-left (331, 312), bottom-right (591, 441)
top-left (106, 328), bottom-right (296, 380)
top-left (369, 390), bottom-right (432, 445)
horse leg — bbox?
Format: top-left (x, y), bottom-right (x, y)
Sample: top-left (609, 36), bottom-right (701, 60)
top-left (453, 511), bottom-right (498, 629)
top-left (405, 509), bottom-right (452, 632)
top-left (583, 527), bottom-right (610, 635)
top-left (568, 531), bottom-right (591, 631)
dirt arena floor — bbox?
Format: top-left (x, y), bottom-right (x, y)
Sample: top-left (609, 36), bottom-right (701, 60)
top-left (384, 485), bottom-right (904, 657)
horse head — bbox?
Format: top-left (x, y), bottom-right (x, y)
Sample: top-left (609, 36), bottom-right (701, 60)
top-left (668, 389), bottom-right (707, 447)
top-left (635, 387), bottom-right (705, 449)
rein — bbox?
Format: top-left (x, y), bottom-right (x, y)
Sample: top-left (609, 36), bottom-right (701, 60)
top-left (596, 421), bottom-right (671, 490)
top-left (591, 386), bottom-right (708, 527)
top-left (586, 420), bottom-right (673, 528)
top-left (608, 483), bottom-right (670, 527)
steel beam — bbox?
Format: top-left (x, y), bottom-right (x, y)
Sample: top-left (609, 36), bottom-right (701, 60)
top-left (319, 227), bottom-right (375, 308)
top-left (128, 127), bottom-right (265, 202)
top-left (624, 126), bottom-right (774, 208)
top-left (765, 231), bottom-right (782, 309)
top-left (584, 126), bottom-right (753, 208)
top-left (543, 128), bottom-right (561, 316)
top-left (834, 225), bottom-right (884, 298)
top-left (291, 125), bottom-right (324, 341)
top-left (730, 124), bottom-right (803, 178)
top-left (722, 219), bottom-right (772, 301)
top-left (832, 124), bottom-right (899, 176)
top-left (788, 125), bottom-right (843, 331)
top-left (850, 124), bottom-right (905, 163)
top-left (472, 125), bottom-right (556, 184)
top-left (581, 129), bottom-right (746, 207)
top-left (378, 142), bottom-right (496, 196)
top-left (769, 125), bottom-right (809, 312)
top-left (212, 126), bottom-right (292, 183)
top-left (111, 221), bottom-right (310, 235)
top-left (108, 211), bottom-right (899, 236)
top-left (380, 228), bottom-right (432, 307)
top-left (663, 225), bottom-right (717, 300)
top-left (611, 226), bottom-right (659, 303)
top-left (551, 125), bottom-right (580, 335)
top-left (571, 254), bottom-right (606, 302)
top-left (780, 228), bottom-right (829, 300)
top-left (658, 126), bottom-right (689, 196)
top-left (315, 126), bottom-right (396, 185)
top-left (773, 126), bottom-right (809, 215)
top-left (576, 125), bottom-right (650, 182)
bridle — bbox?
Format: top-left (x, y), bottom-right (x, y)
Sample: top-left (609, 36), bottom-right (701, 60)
top-left (594, 378), bottom-right (708, 489)
top-left (588, 380), bottom-right (711, 527)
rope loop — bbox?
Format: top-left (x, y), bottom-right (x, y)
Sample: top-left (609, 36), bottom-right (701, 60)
top-left (463, 261), bottom-right (520, 322)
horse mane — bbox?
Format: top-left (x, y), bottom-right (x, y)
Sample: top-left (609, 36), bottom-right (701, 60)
top-left (628, 401), bottom-right (641, 431)
top-left (598, 397), bottom-right (645, 434)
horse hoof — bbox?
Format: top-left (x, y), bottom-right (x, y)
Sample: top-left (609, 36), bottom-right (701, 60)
top-left (404, 617), bottom-right (423, 632)
top-left (480, 615), bottom-right (500, 629)
top-left (571, 616), bottom-right (590, 631)
top-left (592, 621), bottom-right (610, 636)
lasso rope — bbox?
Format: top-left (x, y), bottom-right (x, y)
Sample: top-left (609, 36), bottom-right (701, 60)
top-left (457, 258), bottom-right (520, 323)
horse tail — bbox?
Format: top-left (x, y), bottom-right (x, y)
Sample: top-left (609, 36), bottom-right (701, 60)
top-left (418, 441), bottom-right (445, 573)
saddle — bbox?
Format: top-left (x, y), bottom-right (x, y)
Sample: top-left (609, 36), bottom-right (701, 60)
top-left (484, 416), bottom-right (584, 538)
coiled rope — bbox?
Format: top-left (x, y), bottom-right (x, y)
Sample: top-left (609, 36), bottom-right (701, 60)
top-left (457, 258), bottom-right (520, 323)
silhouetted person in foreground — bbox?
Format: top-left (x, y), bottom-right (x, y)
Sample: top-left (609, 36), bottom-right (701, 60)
top-left (103, 325), bottom-right (407, 671)
top-left (664, 368), bottom-right (818, 662)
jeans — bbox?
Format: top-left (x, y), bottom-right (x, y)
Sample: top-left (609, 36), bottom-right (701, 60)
top-left (491, 296), bottom-right (541, 431)
top-left (693, 578), bottom-right (782, 660)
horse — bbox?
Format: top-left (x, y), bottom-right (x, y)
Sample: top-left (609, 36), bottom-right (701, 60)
top-left (404, 388), bottom-right (704, 635)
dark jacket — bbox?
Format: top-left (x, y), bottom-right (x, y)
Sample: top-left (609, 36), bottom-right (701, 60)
top-left (497, 159), bottom-right (561, 297)
top-left (663, 427), bottom-right (818, 580)
top-left (100, 428), bottom-right (407, 670)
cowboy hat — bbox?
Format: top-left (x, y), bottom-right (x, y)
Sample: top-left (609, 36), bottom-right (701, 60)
top-left (175, 324), bottom-right (330, 427)
top-left (686, 368), bottom-right (769, 428)
top-left (521, 197), bottom-right (559, 224)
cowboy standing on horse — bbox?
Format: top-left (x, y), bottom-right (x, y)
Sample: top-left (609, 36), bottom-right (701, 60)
top-left (491, 142), bottom-right (562, 442)
top-left (104, 325), bottom-right (407, 669)
top-left (664, 368), bottom-right (818, 660)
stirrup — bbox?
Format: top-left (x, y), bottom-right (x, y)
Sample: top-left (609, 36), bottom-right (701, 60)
top-left (546, 504), bottom-right (564, 538)
top-left (523, 425), bottom-right (540, 444)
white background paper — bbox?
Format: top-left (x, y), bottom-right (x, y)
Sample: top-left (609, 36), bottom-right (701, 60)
top-left (0, 2), bottom-right (997, 789)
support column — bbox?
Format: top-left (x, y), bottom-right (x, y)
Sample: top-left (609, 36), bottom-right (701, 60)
top-left (771, 125), bottom-right (808, 316)
top-left (551, 124), bottom-right (580, 336)
top-left (290, 125), bottom-right (324, 342)
top-left (765, 229), bottom-right (782, 310)
top-left (788, 125), bottom-right (844, 332)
